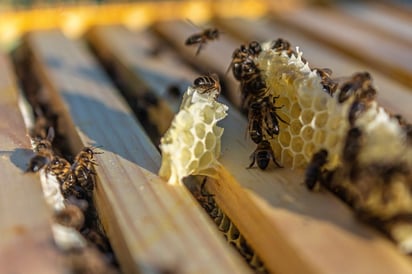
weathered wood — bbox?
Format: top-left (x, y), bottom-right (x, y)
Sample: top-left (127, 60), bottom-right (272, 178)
top-left (87, 25), bottom-right (412, 274)
top-left (0, 53), bottom-right (66, 273)
top-left (335, 2), bottom-right (412, 48)
top-left (274, 6), bottom-right (412, 89)
top-left (216, 17), bottom-right (412, 121)
top-left (26, 30), bottom-right (251, 274)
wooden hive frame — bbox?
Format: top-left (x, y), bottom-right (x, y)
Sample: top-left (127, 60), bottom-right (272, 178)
top-left (1, 1), bottom-right (412, 273)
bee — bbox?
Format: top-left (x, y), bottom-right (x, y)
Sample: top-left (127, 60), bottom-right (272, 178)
top-left (228, 45), bottom-right (249, 80)
top-left (26, 153), bottom-right (52, 173)
top-left (348, 100), bottom-right (366, 126)
top-left (46, 156), bottom-right (71, 183)
top-left (338, 72), bottom-right (375, 103)
top-left (247, 41), bottom-right (262, 56)
top-left (60, 147), bottom-right (101, 199)
top-left (31, 127), bottom-right (55, 153)
top-left (343, 127), bottom-right (363, 164)
top-left (229, 41), bottom-right (262, 80)
top-left (342, 127), bottom-right (363, 181)
top-left (271, 38), bottom-right (291, 52)
top-left (248, 140), bottom-right (282, 170)
top-left (393, 114), bottom-right (412, 143)
top-left (248, 102), bottom-right (264, 144)
top-left (26, 127), bottom-right (56, 173)
top-left (185, 23), bottom-right (220, 56)
top-left (193, 73), bottom-right (221, 99)
top-left (54, 204), bottom-right (85, 231)
top-left (241, 75), bottom-right (267, 109)
top-left (262, 96), bottom-right (288, 137)
top-left (314, 68), bottom-right (338, 96)
top-left (305, 149), bottom-right (328, 190)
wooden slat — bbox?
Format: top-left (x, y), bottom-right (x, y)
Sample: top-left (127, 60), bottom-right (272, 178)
top-left (87, 25), bottom-right (412, 274)
top-left (335, 2), bottom-right (412, 48)
top-left (216, 17), bottom-right (412, 121)
top-left (0, 53), bottom-right (66, 273)
top-left (274, 6), bottom-right (412, 89)
top-left (26, 30), bottom-right (250, 274)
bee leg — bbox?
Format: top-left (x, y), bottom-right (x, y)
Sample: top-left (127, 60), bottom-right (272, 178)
top-left (195, 43), bottom-right (203, 56)
top-left (247, 153), bottom-right (256, 169)
top-left (269, 149), bottom-right (283, 168)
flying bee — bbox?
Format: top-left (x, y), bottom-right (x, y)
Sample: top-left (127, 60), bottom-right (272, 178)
top-left (314, 68), bottom-right (338, 96)
top-left (185, 22), bottom-right (221, 55)
top-left (305, 149), bottom-right (328, 190)
top-left (193, 73), bottom-right (221, 99)
top-left (248, 102), bottom-right (264, 144)
top-left (248, 140), bottom-right (282, 170)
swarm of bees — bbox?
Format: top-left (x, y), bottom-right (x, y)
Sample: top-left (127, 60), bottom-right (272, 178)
top-left (26, 127), bottom-right (101, 200)
top-left (229, 39), bottom-right (292, 170)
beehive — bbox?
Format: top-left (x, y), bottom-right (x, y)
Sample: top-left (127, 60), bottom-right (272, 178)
top-left (242, 40), bottom-right (412, 252)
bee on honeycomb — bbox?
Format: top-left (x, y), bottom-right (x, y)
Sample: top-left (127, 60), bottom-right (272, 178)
top-left (159, 74), bottom-right (228, 185)
top-left (232, 38), bottom-right (412, 253)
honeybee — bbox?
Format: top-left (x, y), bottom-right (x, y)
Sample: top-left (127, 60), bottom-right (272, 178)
top-left (271, 38), bottom-right (291, 52)
top-left (304, 149), bottom-right (328, 190)
top-left (342, 127), bottom-right (363, 164)
top-left (248, 102), bottom-right (264, 144)
top-left (193, 73), bottom-right (221, 99)
top-left (31, 127), bottom-right (55, 153)
top-left (338, 72), bottom-right (375, 103)
top-left (262, 96), bottom-right (288, 137)
top-left (229, 41), bottom-right (262, 80)
top-left (241, 75), bottom-right (267, 109)
top-left (26, 153), bottom-right (52, 173)
top-left (72, 147), bottom-right (101, 190)
top-left (54, 204), bottom-right (85, 230)
top-left (185, 23), bottom-right (221, 55)
top-left (393, 114), bottom-right (412, 143)
top-left (348, 100), bottom-right (366, 126)
top-left (26, 127), bottom-right (56, 173)
top-left (247, 41), bottom-right (262, 56)
top-left (248, 140), bottom-right (282, 170)
top-left (46, 156), bottom-right (71, 183)
top-left (314, 68), bottom-right (338, 96)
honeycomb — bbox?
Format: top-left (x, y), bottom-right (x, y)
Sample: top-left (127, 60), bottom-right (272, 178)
top-left (256, 41), bottom-right (349, 170)
top-left (234, 39), bottom-right (412, 252)
top-left (195, 186), bottom-right (267, 273)
top-left (159, 80), bottom-right (228, 185)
